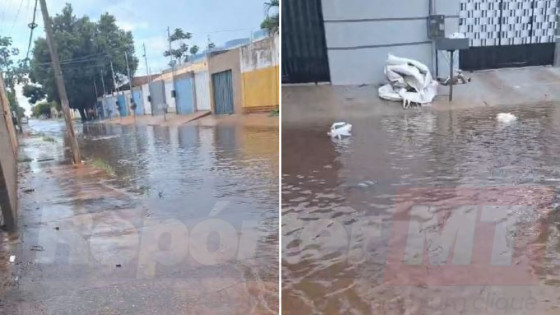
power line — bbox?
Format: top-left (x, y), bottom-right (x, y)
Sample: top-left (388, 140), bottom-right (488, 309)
top-left (33, 52), bottom-right (111, 67)
top-left (24, 0), bottom-right (39, 63)
top-left (9, 0), bottom-right (27, 34)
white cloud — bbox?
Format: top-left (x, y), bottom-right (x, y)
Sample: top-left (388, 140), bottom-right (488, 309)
top-left (116, 20), bottom-right (149, 32)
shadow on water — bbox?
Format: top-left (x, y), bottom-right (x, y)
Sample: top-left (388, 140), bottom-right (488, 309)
top-left (282, 103), bottom-right (560, 314)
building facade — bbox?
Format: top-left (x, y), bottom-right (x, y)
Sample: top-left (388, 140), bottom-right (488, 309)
top-left (282, 0), bottom-right (560, 85)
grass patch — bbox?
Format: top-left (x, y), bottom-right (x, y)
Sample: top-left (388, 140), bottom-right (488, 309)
top-left (17, 155), bottom-right (32, 163)
top-left (90, 158), bottom-right (116, 177)
top-left (42, 136), bottom-right (55, 142)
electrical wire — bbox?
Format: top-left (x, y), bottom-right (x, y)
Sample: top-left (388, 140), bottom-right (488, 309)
top-left (9, 0), bottom-right (27, 34)
top-left (32, 53), bottom-right (111, 67)
top-left (24, 0), bottom-right (38, 63)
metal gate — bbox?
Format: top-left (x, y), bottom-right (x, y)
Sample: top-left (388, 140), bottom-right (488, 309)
top-left (212, 70), bottom-right (234, 115)
top-left (282, 0), bottom-right (330, 83)
top-left (149, 81), bottom-right (166, 115)
top-left (131, 88), bottom-right (144, 115)
top-left (117, 94), bottom-right (127, 117)
top-left (174, 74), bottom-right (195, 114)
top-left (459, 0), bottom-right (557, 70)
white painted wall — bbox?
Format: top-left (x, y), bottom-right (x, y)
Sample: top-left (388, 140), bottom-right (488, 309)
top-left (194, 70), bottom-right (211, 110)
top-left (123, 90), bottom-right (132, 116)
top-left (164, 79), bottom-right (176, 113)
top-left (141, 84), bottom-right (152, 115)
top-left (240, 35), bottom-right (279, 73)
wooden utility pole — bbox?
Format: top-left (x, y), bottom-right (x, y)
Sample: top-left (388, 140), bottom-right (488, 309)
top-left (39, 0), bottom-right (81, 164)
top-left (142, 43), bottom-right (151, 82)
top-left (125, 51), bottom-right (136, 121)
top-left (100, 70), bottom-right (106, 95)
top-left (167, 27), bottom-right (173, 65)
top-left (0, 72), bottom-right (18, 153)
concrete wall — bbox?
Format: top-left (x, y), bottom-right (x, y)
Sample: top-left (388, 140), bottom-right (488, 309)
top-left (194, 70), bottom-right (212, 111)
top-left (321, 0), bottom-right (460, 85)
top-left (208, 48), bottom-right (243, 114)
top-left (164, 79), bottom-right (176, 113)
top-left (141, 84), bottom-right (152, 115)
top-left (155, 60), bottom-right (212, 112)
top-left (0, 113), bottom-right (17, 230)
top-left (240, 35), bottom-right (279, 112)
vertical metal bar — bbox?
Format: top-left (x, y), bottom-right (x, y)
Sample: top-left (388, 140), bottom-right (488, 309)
top-left (449, 50), bottom-right (454, 102)
top-left (498, 0), bottom-right (504, 46)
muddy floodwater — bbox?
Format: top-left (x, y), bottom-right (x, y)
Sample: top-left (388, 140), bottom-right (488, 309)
top-left (3, 118), bottom-right (278, 314)
top-left (282, 103), bottom-right (560, 314)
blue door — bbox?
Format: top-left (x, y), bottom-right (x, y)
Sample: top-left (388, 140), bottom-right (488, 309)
top-left (212, 70), bottom-right (234, 115)
top-left (174, 75), bottom-right (195, 114)
top-left (132, 89), bottom-right (144, 115)
top-left (117, 94), bottom-right (127, 117)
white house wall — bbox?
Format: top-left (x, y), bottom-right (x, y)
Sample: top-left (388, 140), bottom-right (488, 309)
top-left (164, 79), bottom-right (176, 113)
top-left (321, 0), bottom-right (460, 85)
top-left (141, 84), bottom-right (152, 115)
top-left (194, 70), bottom-right (211, 111)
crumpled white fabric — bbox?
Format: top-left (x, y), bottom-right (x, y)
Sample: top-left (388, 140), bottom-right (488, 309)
top-left (378, 54), bottom-right (438, 105)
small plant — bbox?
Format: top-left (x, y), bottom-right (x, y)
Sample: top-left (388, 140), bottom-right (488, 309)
top-left (42, 136), bottom-right (55, 142)
top-left (91, 158), bottom-right (116, 177)
top-left (17, 155), bottom-right (32, 163)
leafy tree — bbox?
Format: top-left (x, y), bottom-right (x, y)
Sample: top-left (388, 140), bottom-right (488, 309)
top-left (0, 36), bottom-right (27, 119)
top-left (207, 40), bottom-right (216, 51)
top-left (164, 28), bottom-right (192, 65)
top-left (22, 84), bottom-right (46, 104)
top-left (32, 102), bottom-right (53, 118)
top-left (27, 4), bottom-right (138, 121)
top-left (261, 0), bottom-right (279, 34)
top-left (6, 90), bottom-right (25, 117)
top-left (189, 45), bottom-right (199, 56)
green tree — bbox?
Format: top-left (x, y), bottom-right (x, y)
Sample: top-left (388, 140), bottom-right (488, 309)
top-left (261, 0), bottom-right (279, 34)
top-left (189, 45), bottom-right (199, 56)
top-left (27, 4), bottom-right (138, 121)
top-left (164, 28), bottom-right (192, 64)
top-left (0, 36), bottom-right (27, 119)
top-left (31, 102), bottom-right (53, 118)
top-left (22, 84), bottom-right (46, 104)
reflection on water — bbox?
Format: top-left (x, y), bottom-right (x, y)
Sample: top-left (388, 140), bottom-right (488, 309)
top-left (282, 104), bottom-right (560, 314)
top-left (16, 119), bottom-right (278, 313)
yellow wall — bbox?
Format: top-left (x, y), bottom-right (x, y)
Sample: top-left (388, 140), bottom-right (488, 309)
top-left (241, 65), bottom-right (279, 111)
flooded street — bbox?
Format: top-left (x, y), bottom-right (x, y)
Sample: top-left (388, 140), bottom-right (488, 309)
top-left (3, 117), bottom-right (278, 314)
top-left (282, 103), bottom-right (560, 314)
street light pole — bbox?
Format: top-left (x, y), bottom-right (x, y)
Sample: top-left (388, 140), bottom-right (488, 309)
top-left (39, 0), bottom-right (81, 164)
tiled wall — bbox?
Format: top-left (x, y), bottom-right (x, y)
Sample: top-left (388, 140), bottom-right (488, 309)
top-left (459, 0), bottom-right (557, 47)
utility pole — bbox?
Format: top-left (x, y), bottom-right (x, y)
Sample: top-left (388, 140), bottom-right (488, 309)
top-left (125, 51), bottom-right (135, 121)
top-left (39, 0), bottom-right (81, 164)
top-left (0, 72), bottom-right (18, 153)
top-left (167, 27), bottom-right (173, 65)
top-left (142, 43), bottom-right (151, 82)
top-left (110, 61), bottom-right (117, 94)
top-left (93, 77), bottom-right (98, 97)
top-left (110, 61), bottom-right (122, 120)
top-left (100, 70), bottom-right (106, 95)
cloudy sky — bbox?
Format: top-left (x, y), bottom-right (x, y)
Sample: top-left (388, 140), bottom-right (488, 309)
top-left (0, 0), bottom-right (269, 114)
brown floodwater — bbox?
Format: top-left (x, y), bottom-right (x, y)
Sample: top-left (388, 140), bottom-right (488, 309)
top-left (282, 103), bottom-right (560, 314)
top-left (2, 118), bottom-right (278, 314)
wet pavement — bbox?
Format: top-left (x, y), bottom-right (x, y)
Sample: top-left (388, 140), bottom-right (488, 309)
top-left (1, 117), bottom-right (278, 314)
top-left (282, 102), bottom-right (560, 314)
